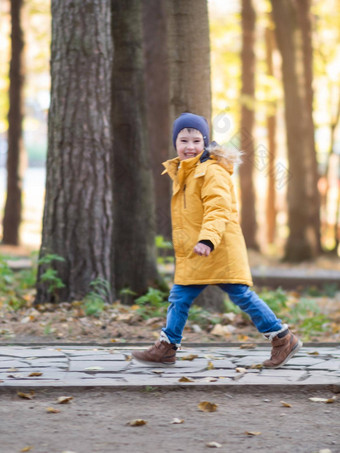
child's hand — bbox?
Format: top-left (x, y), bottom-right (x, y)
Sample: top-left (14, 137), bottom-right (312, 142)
top-left (194, 243), bottom-right (211, 257)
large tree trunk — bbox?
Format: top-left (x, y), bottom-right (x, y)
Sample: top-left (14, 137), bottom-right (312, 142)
top-left (2, 0), bottom-right (25, 245)
top-left (142, 0), bottom-right (172, 240)
top-left (112, 0), bottom-right (159, 300)
top-left (271, 0), bottom-right (321, 261)
top-left (165, 0), bottom-right (224, 311)
top-left (239, 0), bottom-right (258, 250)
top-left (36, 0), bottom-right (114, 303)
top-left (166, 0), bottom-right (211, 125)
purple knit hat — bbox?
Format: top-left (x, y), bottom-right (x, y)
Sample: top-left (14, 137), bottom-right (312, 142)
top-left (172, 113), bottom-right (210, 148)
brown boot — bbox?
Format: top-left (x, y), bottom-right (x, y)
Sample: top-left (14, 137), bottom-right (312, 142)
top-left (132, 340), bottom-right (177, 365)
top-left (263, 329), bottom-right (302, 368)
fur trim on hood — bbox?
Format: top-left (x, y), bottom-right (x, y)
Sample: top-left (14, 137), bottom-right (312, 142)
top-left (206, 142), bottom-right (243, 173)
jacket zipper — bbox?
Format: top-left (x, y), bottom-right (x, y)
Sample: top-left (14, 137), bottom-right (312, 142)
top-left (183, 184), bottom-right (187, 209)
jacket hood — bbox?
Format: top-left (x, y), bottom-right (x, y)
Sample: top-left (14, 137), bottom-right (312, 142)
top-left (206, 142), bottom-right (243, 174)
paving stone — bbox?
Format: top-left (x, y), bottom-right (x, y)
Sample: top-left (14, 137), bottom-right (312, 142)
top-left (68, 360), bottom-right (130, 373)
top-left (307, 361), bottom-right (340, 371)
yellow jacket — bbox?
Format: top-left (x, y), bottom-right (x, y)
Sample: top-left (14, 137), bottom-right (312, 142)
top-left (162, 144), bottom-right (253, 286)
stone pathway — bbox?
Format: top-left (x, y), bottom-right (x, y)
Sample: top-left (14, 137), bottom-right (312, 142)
top-left (0, 344), bottom-right (339, 389)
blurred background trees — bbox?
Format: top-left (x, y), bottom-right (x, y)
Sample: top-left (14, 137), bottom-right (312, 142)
top-left (0, 0), bottom-right (339, 303)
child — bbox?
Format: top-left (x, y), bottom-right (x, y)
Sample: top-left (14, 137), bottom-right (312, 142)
top-left (133, 112), bottom-right (302, 368)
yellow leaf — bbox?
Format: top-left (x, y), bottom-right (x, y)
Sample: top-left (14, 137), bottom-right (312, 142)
top-left (57, 396), bottom-right (73, 404)
top-left (309, 396), bottom-right (336, 403)
top-left (181, 354), bottom-right (198, 361)
top-left (128, 419), bottom-right (147, 426)
top-left (17, 391), bottom-right (35, 400)
top-left (206, 441), bottom-right (222, 448)
top-left (280, 401), bottom-right (292, 408)
top-left (171, 418), bottom-right (184, 424)
top-left (245, 431), bottom-right (261, 436)
top-left (308, 351), bottom-right (319, 356)
top-left (46, 407), bottom-right (60, 414)
top-left (198, 401), bottom-right (218, 412)
top-left (178, 376), bottom-right (195, 382)
top-left (29, 372), bottom-right (43, 377)
top-left (250, 363), bottom-right (263, 369)
top-left (21, 447), bottom-right (33, 452)
top-left (207, 361), bottom-right (215, 370)
top-left (240, 343), bottom-right (256, 349)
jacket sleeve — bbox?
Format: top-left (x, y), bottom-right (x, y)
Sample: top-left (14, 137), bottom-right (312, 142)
top-left (198, 164), bottom-right (232, 250)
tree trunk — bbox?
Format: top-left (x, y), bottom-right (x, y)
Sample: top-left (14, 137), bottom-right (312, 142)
top-left (2, 0), bottom-right (25, 245)
top-left (166, 0), bottom-right (212, 125)
top-left (166, 0), bottom-right (224, 311)
top-left (36, 0), bottom-right (114, 304)
top-left (142, 0), bottom-right (172, 240)
top-left (271, 0), bottom-right (321, 261)
top-left (265, 24), bottom-right (277, 245)
top-left (239, 0), bottom-right (258, 250)
top-left (112, 0), bottom-right (159, 300)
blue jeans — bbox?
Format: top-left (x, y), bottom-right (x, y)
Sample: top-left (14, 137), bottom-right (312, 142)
top-left (162, 284), bottom-right (282, 345)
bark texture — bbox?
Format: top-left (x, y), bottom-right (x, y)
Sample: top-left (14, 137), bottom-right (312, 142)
top-left (165, 0), bottom-right (224, 311)
top-left (271, 0), bottom-right (321, 261)
top-left (166, 0), bottom-right (212, 125)
top-left (2, 0), bottom-right (25, 245)
top-left (112, 0), bottom-right (159, 298)
top-left (142, 0), bottom-right (172, 240)
top-left (239, 0), bottom-right (258, 250)
top-left (36, 0), bottom-right (114, 303)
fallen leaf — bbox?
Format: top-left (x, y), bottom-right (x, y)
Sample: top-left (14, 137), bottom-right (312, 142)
top-left (17, 391), bottom-right (35, 400)
top-left (151, 370), bottom-right (163, 374)
top-left (250, 363), bottom-right (263, 369)
top-left (128, 419), bottom-right (147, 426)
top-left (309, 396), bottom-right (336, 403)
top-left (207, 361), bottom-right (215, 370)
top-left (46, 407), bottom-right (60, 413)
top-left (308, 351), bottom-right (320, 356)
top-left (198, 401), bottom-right (218, 412)
top-left (178, 376), bottom-right (195, 383)
top-left (206, 441), bottom-right (222, 448)
top-left (57, 396), bottom-right (73, 404)
top-left (236, 367), bottom-right (247, 373)
top-left (239, 343), bottom-right (256, 349)
top-left (200, 377), bottom-right (218, 383)
top-left (280, 401), bottom-right (292, 408)
top-left (171, 418), bottom-right (184, 424)
top-left (124, 354), bottom-right (132, 361)
top-left (211, 324), bottom-right (236, 336)
top-left (245, 431), bottom-right (261, 436)
top-left (84, 366), bottom-right (103, 371)
top-left (20, 447), bottom-right (33, 452)
top-left (29, 372), bottom-right (43, 377)
top-left (181, 354), bottom-right (198, 361)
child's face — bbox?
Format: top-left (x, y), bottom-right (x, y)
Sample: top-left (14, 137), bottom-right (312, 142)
top-left (175, 128), bottom-right (204, 161)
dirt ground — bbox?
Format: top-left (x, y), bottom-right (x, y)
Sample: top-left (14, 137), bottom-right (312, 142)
top-left (1, 387), bottom-right (339, 453)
